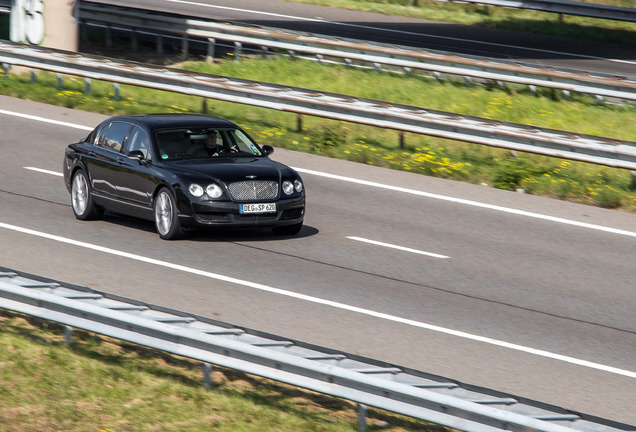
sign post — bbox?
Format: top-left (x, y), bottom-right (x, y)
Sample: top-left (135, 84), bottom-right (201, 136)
top-left (10, 0), bottom-right (78, 51)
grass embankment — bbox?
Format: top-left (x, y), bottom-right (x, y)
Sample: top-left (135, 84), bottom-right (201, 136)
top-left (1, 54), bottom-right (635, 211)
top-left (0, 311), bottom-right (437, 431)
top-left (281, 0), bottom-right (636, 46)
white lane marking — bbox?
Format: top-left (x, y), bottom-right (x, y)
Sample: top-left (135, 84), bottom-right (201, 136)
top-left (0, 109), bottom-right (93, 131)
top-left (294, 168), bottom-right (636, 238)
top-left (23, 158), bottom-right (636, 239)
top-left (6, 102), bottom-right (634, 239)
top-left (162, 0), bottom-right (636, 66)
top-left (24, 167), bottom-right (63, 177)
top-left (0, 220), bottom-right (634, 379)
top-left (348, 236), bottom-right (449, 259)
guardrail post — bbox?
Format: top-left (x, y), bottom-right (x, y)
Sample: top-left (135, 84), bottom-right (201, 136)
top-left (131, 29), bottom-right (138, 52)
top-left (234, 42), bottom-right (242, 62)
top-left (64, 325), bottom-right (73, 346)
top-left (85, 78), bottom-right (91, 94)
top-left (105, 25), bottom-right (112, 50)
top-left (30, 69), bottom-right (37, 83)
top-left (399, 131), bottom-right (406, 149)
top-left (202, 98), bottom-right (208, 114)
top-left (156, 33), bottom-right (163, 59)
top-left (207, 38), bottom-right (216, 63)
top-left (297, 114), bottom-right (303, 133)
top-left (357, 403), bottom-right (368, 432)
top-left (2, 63), bottom-right (10, 77)
top-left (260, 45), bottom-right (269, 59)
top-left (631, 171), bottom-right (636, 191)
top-left (181, 35), bottom-right (189, 59)
top-left (203, 362), bottom-right (213, 389)
top-left (595, 95), bottom-right (604, 106)
top-left (113, 83), bottom-right (120, 100)
top-left (56, 73), bottom-right (63, 89)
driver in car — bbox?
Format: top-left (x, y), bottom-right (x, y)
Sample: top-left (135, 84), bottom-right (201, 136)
top-left (205, 131), bottom-right (238, 156)
top-left (204, 131), bottom-right (222, 156)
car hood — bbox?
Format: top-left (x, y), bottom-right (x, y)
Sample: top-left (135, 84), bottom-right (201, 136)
top-left (160, 157), bottom-right (293, 183)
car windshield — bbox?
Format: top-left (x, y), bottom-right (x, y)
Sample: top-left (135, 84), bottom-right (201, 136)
top-left (155, 127), bottom-right (263, 160)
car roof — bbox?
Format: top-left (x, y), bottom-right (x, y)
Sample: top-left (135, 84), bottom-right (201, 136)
top-left (107, 113), bottom-right (238, 131)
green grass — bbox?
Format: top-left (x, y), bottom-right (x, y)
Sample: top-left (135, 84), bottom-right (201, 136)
top-left (0, 310), bottom-right (438, 432)
top-left (281, 0), bottom-right (636, 46)
top-left (2, 54), bottom-right (634, 211)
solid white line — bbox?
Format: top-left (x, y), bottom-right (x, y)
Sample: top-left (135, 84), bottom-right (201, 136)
top-left (294, 168), bottom-right (636, 238)
top-left (0, 220), bottom-right (634, 379)
top-left (6, 105), bottom-right (634, 238)
top-left (24, 159), bottom-right (636, 239)
top-left (24, 167), bottom-right (63, 177)
top-left (162, 0), bottom-right (636, 66)
top-left (0, 109), bottom-right (93, 131)
top-left (347, 236), bottom-right (449, 259)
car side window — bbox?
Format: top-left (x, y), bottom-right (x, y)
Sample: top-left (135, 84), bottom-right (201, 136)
top-left (94, 123), bottom-right (110, 146)
top-left (98, 122), bottom-right (131, 153)
top-left (126, 126), bottom-right (151, 160)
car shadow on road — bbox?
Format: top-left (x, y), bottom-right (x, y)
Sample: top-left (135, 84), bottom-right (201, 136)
top-left (187, 225), bottom-right (320, 243)
top-left (101, 212), bottom-right (319, 241)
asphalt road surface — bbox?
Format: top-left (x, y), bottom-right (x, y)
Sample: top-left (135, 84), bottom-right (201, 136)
top-left (91, 0), bottom-right (636, 78)
top-left (0, 95), bottom-right (635, 424)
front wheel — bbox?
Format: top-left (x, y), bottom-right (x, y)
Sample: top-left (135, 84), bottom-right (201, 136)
top-left (272, 222), bottom-right (303, 236)
top-left (154, 188), bottom-right (184, 240)
top-left (71, 169), bottom-right (103, 220)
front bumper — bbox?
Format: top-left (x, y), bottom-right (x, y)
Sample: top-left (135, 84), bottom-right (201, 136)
top-left (178, 196), bottom-right (305, 229)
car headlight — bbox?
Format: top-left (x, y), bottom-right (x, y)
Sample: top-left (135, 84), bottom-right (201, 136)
top-left (189, 183), bottom-right (204, 197)
top-left (294, 180), bottom-right (303, 193)
top-left (206, 183), bottom-right (223, 199)
top-left (282, 180), bottom-right (294, 195)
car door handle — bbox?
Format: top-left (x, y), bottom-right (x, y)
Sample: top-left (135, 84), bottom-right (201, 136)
top-left (117, 158), bottom-right (125, 165)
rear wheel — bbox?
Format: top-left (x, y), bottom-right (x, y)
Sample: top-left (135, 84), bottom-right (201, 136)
top-left (272, 222), bottom-right (303, 236)
top-left (154, 188), bottom-right (184, 240)
top-left (71, 169), bottom-right (103, 220)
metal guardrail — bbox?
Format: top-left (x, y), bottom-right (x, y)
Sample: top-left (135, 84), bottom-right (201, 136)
top-left (441, 0), bottom-right (636, 22)
top-left (1, 269), bottom-right (634, 432)
top-left (1, 40), bottom-right (636, 170)
top-left (77, 2), bottom-right (636, 103)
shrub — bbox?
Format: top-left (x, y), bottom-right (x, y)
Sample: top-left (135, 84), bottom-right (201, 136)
top-left (492, 156), bottom-right (540, 191)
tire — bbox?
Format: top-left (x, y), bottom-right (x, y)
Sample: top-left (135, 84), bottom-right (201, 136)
top-left (71, 169), bottom-right (103, 220)
top-left (154, 188), bottom-right (184, 240)
top-left (272, 222), bottom-right (303, 236)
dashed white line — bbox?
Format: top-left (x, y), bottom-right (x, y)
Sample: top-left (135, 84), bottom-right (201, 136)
top-left (347, 236), bottom-right (449, 259)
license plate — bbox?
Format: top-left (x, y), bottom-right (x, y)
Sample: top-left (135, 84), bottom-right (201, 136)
top-left (240, 203), bottom-right (276, 214)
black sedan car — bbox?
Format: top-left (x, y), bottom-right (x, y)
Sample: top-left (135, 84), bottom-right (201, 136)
top-left (63, 114), bottom-right (305, 239)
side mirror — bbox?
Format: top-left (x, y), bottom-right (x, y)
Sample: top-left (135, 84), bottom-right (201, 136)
top-left (127, 150), bottom-right (145, 160)
top-left (262, 145), bottom-right (274, 156)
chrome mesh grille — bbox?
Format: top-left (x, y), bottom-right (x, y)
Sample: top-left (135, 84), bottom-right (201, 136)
top-left (228, 180), bottom-right (278, 201)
